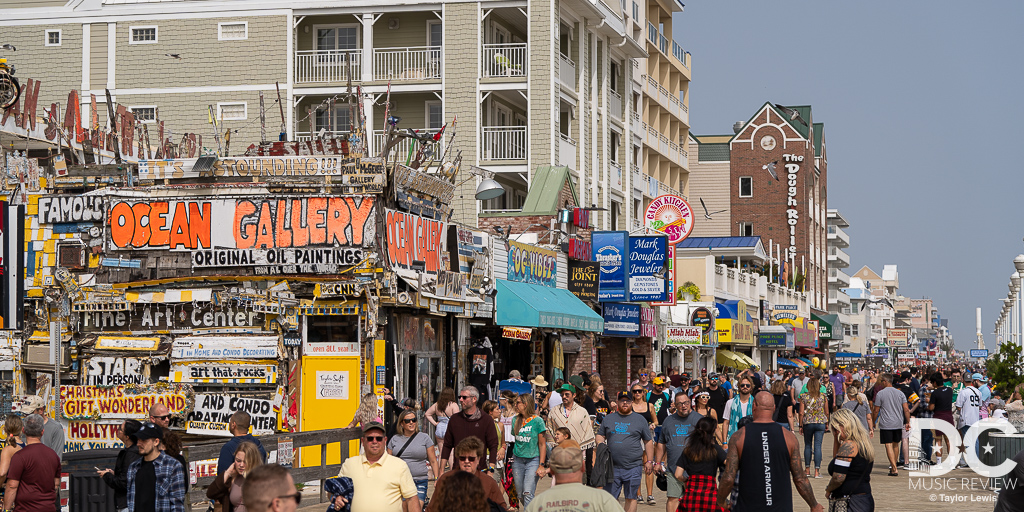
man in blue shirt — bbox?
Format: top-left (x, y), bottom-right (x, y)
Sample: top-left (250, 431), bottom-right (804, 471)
top-left (217, 411), bottom-right (268, 475)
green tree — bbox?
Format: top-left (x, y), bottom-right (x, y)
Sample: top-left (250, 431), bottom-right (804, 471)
top-left (986, 341), bottom-right (1024, 395)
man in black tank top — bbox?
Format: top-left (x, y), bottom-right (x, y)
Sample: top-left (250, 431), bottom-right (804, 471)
top-left (717, 392), bottom-right (823, 512)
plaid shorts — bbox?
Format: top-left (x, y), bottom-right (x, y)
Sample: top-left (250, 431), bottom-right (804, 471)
top-left (677, 474), bottom-right (724, 512)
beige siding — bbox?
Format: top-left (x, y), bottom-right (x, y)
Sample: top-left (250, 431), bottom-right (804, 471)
top-left (373, 12), bottom-right (437, 48)
top-left (687, 140), bottom-right (731, 238)
top-left (442, 2), bottom-right (479, 226)
top-left (90, 23), bottom-right (107, 92)
top-left (115, 16), bottom-right (287, 89)
top-left (371, 92), bottom-right (436, 129)
top-left (2, 0), bottom-right (68, 8)
top-left (0, 23), bottom-right (82, 117)
top-left (527, 0), bottom-right (554, 178)
top-left (116, 91), bottom-right (268, 155)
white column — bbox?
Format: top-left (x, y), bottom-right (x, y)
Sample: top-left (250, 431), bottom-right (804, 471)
top-left (287, 13), bottom-right (295, 140)
top-left (361, 14), bottom-right (374, 82)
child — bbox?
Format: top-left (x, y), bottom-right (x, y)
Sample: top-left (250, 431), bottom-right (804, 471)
top-left (482, 400), bottom-right (505, 465)
top-left (553, 426), bottom-right (571, 444)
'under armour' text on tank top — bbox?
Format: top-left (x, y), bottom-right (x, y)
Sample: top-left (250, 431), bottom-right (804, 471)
top-left (734, 422), bottom-right (793, 512)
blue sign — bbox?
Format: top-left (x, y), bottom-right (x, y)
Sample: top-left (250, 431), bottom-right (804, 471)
top-left (759, 332), bottom-right (789, 348)
top-left (969, 349), bottom-right (989, 358)
top-left (593, 231), bottom-right (627, 301)
top-left (602, 303), bottom-right (640, 337)
top-left (627, 235), bottom-right (667, 302)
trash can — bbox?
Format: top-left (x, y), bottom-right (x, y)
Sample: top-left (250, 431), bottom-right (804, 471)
top-left (987, 433), bottom-right (1024, 491)
top-left (62, 448), bottom-right (121, 512)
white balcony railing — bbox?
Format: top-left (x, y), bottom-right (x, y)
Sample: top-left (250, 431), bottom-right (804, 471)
top-left (559, 53), bottom-right (576, 89)
top-left (631, 112), bottom-right (642, 134)
top-left (373, 46), bottom-right (441, 81)
top-left (373, 129), bottom-right (435, 161)
top-left (608, 90), bottom-right (623, 120)
top-left (295, 130), bottom-right (350, 141)
top-left (482, 126), bottom-right (527, 161)
top-left (829, 268), bottom-right (851, 287)
top-left (295, 50), bottom-right (361, 84)
top-left (611, 162), bottom-right (623, 189)
top-left (482, 43), bottom-right (527, 78)
top-left (558, 133), bottom-right (577, 169)
top-left (827, 225), bottom-right (851, 247)
top-left (828, 246), bottom-right (851, 268)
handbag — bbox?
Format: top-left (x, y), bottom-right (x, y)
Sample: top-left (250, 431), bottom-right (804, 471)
top-left (827, 460), bottom-right (867, 512)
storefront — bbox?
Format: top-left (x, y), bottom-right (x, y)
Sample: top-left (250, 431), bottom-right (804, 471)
top-left (812, 313), bottom-right (843, 358)
top-left (715, 300), bottom-right (755, 370)
top-left (757, 325), bottom-right (794, 369)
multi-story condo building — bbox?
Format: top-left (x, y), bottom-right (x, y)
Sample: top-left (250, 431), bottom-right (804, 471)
top-left (0, 0), bottom-right (690, 230)
top-left (826, 208), bottom-right (851, 343)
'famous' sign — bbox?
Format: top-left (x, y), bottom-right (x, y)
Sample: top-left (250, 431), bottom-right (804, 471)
top-left (107, 196), bottom-right (375, 250)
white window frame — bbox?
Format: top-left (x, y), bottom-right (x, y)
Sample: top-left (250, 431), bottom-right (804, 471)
top-left (739, 176), bottom-right (753, 198)
top-left (738, 222), bottom-right (753, 237)
top-left (218, 22), bottom-right (249, 41)
top-left (425, 101), bottom-right (443, 130)
top-left (312, 24), bottom-right (361, 51)
top-left (129, 25), bottom-right (158, 45)
top-left (217, 102), bottom-right (247, 121)
top-left (129, 106), bottom-right (158, 124)
top-left (426, 20), bottom-right (442, 48)
top-left (44, 29), bottom-right (62, 47)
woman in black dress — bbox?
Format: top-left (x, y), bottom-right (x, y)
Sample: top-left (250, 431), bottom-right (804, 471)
top-left (825, 408), bottom-right (875, 512)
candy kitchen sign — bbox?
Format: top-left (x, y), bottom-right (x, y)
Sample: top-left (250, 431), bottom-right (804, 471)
top-left (644, 195), bottom-right (694, 244)
top-left (782, 154), bottom-right (803, 255)
top-left (59, 384), bottom-right (192, 420)
top-left (107, 196), bottom-right (376, 251)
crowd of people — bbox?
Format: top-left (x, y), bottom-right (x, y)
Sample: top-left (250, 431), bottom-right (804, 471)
top-left (2, 363), bottom-right (1024, 512)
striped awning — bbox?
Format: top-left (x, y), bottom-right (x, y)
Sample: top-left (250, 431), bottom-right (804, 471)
top-left (125, 289), bottom-right (213, 303)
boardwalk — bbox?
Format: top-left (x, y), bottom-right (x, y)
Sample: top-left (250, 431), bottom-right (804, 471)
top-left (296, 431), bottom-right (1005, 512)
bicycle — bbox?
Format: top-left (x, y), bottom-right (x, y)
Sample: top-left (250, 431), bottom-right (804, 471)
top-left (0, 44), bottom-right (21, 110)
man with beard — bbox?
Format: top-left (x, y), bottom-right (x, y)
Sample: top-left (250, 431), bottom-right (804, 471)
top-left (655, 392), bottom-right (702, 512)
top-left (596, 392), bottom-right (654, 512)
top-left (440, 385), bottom-right (499, 473)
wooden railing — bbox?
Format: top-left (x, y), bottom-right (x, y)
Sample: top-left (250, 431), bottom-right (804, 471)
top-left (182, 427), bottom-right (362, 510)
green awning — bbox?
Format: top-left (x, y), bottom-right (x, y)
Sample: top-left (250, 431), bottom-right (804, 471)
top-left (812, 313), bottom-right (843, 340)
top-left (495, 280), bottom-right (604, 332)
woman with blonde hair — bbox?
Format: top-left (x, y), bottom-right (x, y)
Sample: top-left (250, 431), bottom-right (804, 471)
top-left (799, 371), bottom-right (829, 478)
top-left (0, 415), bottom-right (24, 505)
top-left (840, 380), bottom-right (874, 438)
top-left (348, 392), bottom-right (381, 428)
top-left (208, 441), bottom-right (264, 512)
top-left (824, 408), bottom-right (874, 512)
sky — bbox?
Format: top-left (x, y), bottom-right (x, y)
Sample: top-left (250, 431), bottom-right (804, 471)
top-left (674, 1), bottom-right (1024, 353)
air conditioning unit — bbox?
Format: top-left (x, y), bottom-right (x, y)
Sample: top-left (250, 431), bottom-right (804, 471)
top-left (57, 243), bottom-right (85, 269)
top-left (24, 343), bottom-right (69, 367)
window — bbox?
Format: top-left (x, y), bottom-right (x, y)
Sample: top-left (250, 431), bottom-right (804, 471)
top-left (739, 176), bottom-right (752, 197)
top-left (633, 1), bottom-right (639, 20)
top-left (610, 61), bottom-right (619, 93)
top-left (45, 29), bottom-right (61, 47)
top-left (218, 22), bottom-right (248, 41)
top-left (427, 21), bottom-right (442, 47)
top-left (217, 103), bottom-right (247, 121)
top-left (316, 25), bottom-right (359, 51)
top-left (611, 201), bottom-right (620, 229)
top-left (130, 26), bottom-right (158, 44)
top-left (426, 102), bottom-right (443, 130)
top-left (844, 325), bottom-right (859, 337)
top-left (738, 222), bottom-right (753, 237)
top-left (315, 107), bottom-right (351, 134)
top-left (559, 23), bottom-right (571, 57)
top-left (130, 106), bottom-right (157, 123)
top-left (609, 131), bottom-right (621, 163)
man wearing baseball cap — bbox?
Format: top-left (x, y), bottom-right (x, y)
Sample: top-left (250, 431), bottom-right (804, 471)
top-left (334, 421), bottom-right (420, 512)
top-left (545, 383), bottom-right (596, 483)
top-left (596, 392), bottom-right (653, 512)
top-left (18, 395), bottom-right (65, 461)
top-left (126, 422), bottom-right (185, 512)
top-left (954, 373), bottom-right (985, 468)
top-left (524, 440), bottom-right (624, 512)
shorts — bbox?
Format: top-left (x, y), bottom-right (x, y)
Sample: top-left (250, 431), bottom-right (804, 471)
top-left (413, 479), bottom-right (428, 502)
top-left (666, 472), bottom-right (685, 498)
top-left (880, 428), bottom-right (903, 444)
top-left (605, 465), bottom-right (643, 499)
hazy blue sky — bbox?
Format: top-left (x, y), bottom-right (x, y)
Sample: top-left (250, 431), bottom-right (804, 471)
top-left (674, 1), bottom-right (1024, 352)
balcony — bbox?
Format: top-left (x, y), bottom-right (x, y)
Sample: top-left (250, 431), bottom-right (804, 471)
top-left (295, 130), bottom-right (349, 141)
top-left (658, 181), bottom-right (685, 201)
top-left (295, 50), bottom-right (361, 84)
top-left (558, 133), bottom-right (577, 169)
top-left (631, 112), bottom-right (642, 135)
top-left (829, 289), bottom-right (851, 307)
top-left (373, 129), bottom-right (434, 161)
top-left (671, 41), bottom-right (690, 69)
top-left (558, 53), bottom-right (576, 90)
top-left (373, 46), bottom-right (441, 81)
top-left (828, 246), bottom-right (851, 269)
top-left (631, 168), bottom-right (643, 191)
top-left (611, 162), bottom-right (623, 189)
top-left (482, 43), bottom-right (527, 78)
top-left (608, 90), bottom-right (623, 121)
top-left (827, 224), bottom-right (850, 248)
top-left (829, 268), bottom-right (851, 287)
top-left (482, 126), bottom-right (527, 161)
top-left (713, 264), bottom-right (760, 306)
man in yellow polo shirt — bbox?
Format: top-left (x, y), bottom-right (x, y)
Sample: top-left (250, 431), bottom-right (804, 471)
top-left (332, 421), bottom-right (421, 512)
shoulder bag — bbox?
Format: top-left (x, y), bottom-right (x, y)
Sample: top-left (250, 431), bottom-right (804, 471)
top-left (827, 457), bottom-right (868, 512)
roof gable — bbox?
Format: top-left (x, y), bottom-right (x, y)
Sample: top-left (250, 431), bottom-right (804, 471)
top-left (520, 165), bottom-right (579, 215)
top-left (730, 102), bottom-right (809, 148)
top-left (853, 265), bottom-right (881, 281)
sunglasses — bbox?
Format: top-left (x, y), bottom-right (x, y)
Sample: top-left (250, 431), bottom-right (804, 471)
top-left (459, 395), bottom-right (473, 400)
top-left (739, 384), bottom-right (751, 388)
top-left (364, 436), bottom-right (385, 442)
top-left (276, 493), bottom-right (302, 505)
top-left (632, 390), bottom-right (643, 394)
top-left (152, 415), bottom-right (171, 420)
top-left (458, 455), bottom-right (477, 462)
top-left (402, 418), bottom-right (417, 424)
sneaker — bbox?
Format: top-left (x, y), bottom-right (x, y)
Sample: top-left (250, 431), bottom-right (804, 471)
top-left (647, 496), bottom-right (656, 505)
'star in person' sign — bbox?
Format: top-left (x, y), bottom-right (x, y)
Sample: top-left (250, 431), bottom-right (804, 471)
top-left (83, 357), bottom-right (146, 386)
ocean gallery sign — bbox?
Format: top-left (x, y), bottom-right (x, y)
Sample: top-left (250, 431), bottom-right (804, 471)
top-left (592, 231), bottom-right (627, 301)
top-left (507, 240), bottom-right (557, 287)
top-left (191, 247), bottom-right (364, 274)
top-left (107, 196), bottom-right (376, 251)
top-left (78, 303), bottom-right (263, 332)
top-left (627, 236), bottom-right (668, 302)
top-left (567, 260), bottom-right (599, 301)
top-left (384, 209), bottom-right (446, 274)
top-left (603, 303), bottom-right (640, 337)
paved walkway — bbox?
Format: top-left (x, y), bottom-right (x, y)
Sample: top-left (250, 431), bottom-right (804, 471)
top-left (295, 431), bottom-right (1004, 512)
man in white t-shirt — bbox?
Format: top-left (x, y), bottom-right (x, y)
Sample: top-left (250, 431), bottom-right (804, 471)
top-left (954, 373), bottom-right (985, 467)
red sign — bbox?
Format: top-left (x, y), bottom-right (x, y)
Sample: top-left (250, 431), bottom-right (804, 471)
top-left (568, 238), bottom-right (592, 260)
top-left (385, 209), bottom-right (446, 274)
